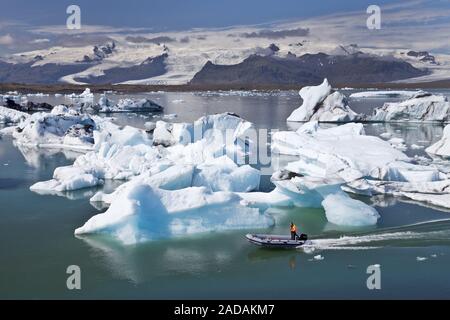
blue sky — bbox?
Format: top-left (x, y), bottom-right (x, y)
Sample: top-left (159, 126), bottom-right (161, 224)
top-left (0, 0), bottom-right (449, 56)
top-left (0, 0), bottom-right (398, 30)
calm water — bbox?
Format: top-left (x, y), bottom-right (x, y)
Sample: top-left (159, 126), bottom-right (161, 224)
top-left (1, 90), bottom-right (450, 299)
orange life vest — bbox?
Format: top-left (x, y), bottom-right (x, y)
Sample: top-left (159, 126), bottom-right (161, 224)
top-left (290, 224), bottom-right (297, 232)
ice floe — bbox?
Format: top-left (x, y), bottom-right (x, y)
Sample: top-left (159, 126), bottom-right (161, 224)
top-left (426, 124), bottom-right (450, 157)
top-left (66, 88), bottom-right (94, 101)
top-left (271, 120), bottom-right (450, 221)
top-left (30, 166), bottom-right (103, 192)
top-left (14, 88), bottom-right (450, 243)
top-left (287, 79), bottom-right (361, 122)
top-left (75, 184), bottom-right (274, 244)
top-left (29, 113), bottom-right (256, 193)
top-left (10, 106), bottom-right (96, 151)
top-left (370, 92), bottom-right (450, 122)
top-left (350, 90), bottom-right (426, 99)
top-left (272, 121), bottom-right (409, 182)
top-left (0, 106), bottom-right (29, 123)
top-left (97, 96), bottom-right (163, 113)
top-left (321, 190), bottom-right (379, 226)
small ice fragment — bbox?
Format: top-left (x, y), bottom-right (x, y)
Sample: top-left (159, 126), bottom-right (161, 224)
top-left (416, 256), bottom-right (427, 261)
top-left (313, 255), bottom-right (324, 261)
top-left (410, 144), bottom-right (424, 150)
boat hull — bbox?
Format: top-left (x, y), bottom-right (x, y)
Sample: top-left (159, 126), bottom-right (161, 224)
top-left (245, 234), bottom-right (311, 249)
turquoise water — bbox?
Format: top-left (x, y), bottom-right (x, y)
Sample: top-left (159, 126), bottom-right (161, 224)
top-left (1, 90), bottom-right (450, 299)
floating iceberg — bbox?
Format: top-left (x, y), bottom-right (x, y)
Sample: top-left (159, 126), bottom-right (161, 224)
top-left (30, 113), bottom-right (258, 195)
top-left (66, 88), bottom-right (94, 101)
top-left (344, 178), bottom-right (450, 197)
top-left (272, 121), bottom-right (409, 182)
top-left (0, 106), bottom-right (29, 123)
top-left (350, 90), bottom-right (426, 99)
top-left (341, 160), bottom-right (450, 210)
top-left (10, 106), bottom-right (96, 151)
top-left (192, 156), bottom-right (260, 192)
top-left (401, 193), bottom-right (450, 209)
top-left (321, 190), bottom-right (379, 226)
top-left (90, 155), bottom-right (260, 205)
top-left (370, 92), bottom-right (450, 122)
top-left (269, 120), bottom-right (450, 224)
top-left (426, 124), bottom-right (450, 157)
top-left (97, 97), bottom-right (163, 113)
top-left (287, 79), bottom-right (361, 122)
top-left (152, 121), bottom-right (193, 147)
top-left (269, 173), bottom-right (380, 226)
top-left (75, 184), bottom-right (274, 245)
top-left (30, 166), bottom-right (103, 192)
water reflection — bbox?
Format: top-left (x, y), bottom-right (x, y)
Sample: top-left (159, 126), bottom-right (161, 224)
top-left (15, 142), bottom-right (79, 169)
top-left (77, 233), bottom-right (245, 284)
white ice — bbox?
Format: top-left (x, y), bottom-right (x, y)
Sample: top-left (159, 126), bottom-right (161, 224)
top-left (426, 124), bottom-right (450, 157)
top-left (272, 121), bottom-right (409, 182)
top-left (10, 106), bottom-right (96, 151)
top-left (370, 92), bottom-right (450, 122)
top-left (350, 90), bottom-right (426, 99)
top-left (0, 106), bottom-right (29, 123)
top-left (287, 79), bottom-right (360, 122)
top-left (75, 184), bottom-right (274, 245)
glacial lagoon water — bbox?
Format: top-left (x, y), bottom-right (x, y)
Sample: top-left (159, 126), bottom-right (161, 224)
top-left (1, 89), bottom-right (450, 299)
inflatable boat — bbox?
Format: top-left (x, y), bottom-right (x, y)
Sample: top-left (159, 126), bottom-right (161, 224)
top-left (245, 233), bottom-right (312, 249)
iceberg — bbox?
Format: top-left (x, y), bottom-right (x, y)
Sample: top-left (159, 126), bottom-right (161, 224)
top-left (91, 156), bottom-right (260, 204)
top-left (152, 121), bottom-right (193, 147)
top-left (400, 193), bottom-right (450, 209)
top-left (75, 184), bottom-right (274, 245)
top-left (0, 106), bottom-right (29, 123)
top-left (350, 90), bottom-right (426, 99)
top-left (90, 164), bottom-right (195, 204)
top-left (30, 166), bottom-right (103, 192)
top-left (273, 172), bottom-right (380, 226)
top-left (287, 79), bottom-right (361, 122)
top-left (11, 106), bottom-right (96, 151)
top-left (426, 124), bottom-right (450, 157)
top-left (66, 88), bottom-right (94, 101)
top-left (272, 121), bottom-right (409, 182)
top-left (321, 190), bottom-right (379, 226)
top-left (344, 178), bottom-right (450, 197)
top-left (30, 113), bottom-right (258, 194)
top-left (98, 97), bottom-right (163, 113)
top-left (370, 92), bottom-right (450, 122)
top-left (269, 120), bottom-right (450, 225)
top-left (192, 156), bottom-right (260, 192)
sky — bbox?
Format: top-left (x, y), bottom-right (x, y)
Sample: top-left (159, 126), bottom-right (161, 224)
top-left (0, 0), bottom-right (399, 30)
top-left (0, 0), bottom-right (449, 55)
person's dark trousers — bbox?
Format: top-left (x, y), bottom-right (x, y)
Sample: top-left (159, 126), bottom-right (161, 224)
top-left (291, 231), bottom-right (296, 240)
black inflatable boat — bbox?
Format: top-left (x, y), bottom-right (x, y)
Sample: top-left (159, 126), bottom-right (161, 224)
top-left (245, 234), bottom-right (312, 249)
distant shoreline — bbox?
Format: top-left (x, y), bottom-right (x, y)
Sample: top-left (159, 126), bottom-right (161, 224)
top-left (1, 80), bottom-right (450, 94)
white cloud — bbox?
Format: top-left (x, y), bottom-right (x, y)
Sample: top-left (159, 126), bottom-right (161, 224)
top-left (30, 38), bottom-right (50, 44)
top-left (0, 34), bottom-right (14, 45)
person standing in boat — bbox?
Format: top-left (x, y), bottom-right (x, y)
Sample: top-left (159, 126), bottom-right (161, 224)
top-left (290, 222), bottom-right (298, 240)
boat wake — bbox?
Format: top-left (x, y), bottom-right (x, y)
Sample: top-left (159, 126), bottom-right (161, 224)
top-left (303, 218), bottom-right (450, 252)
